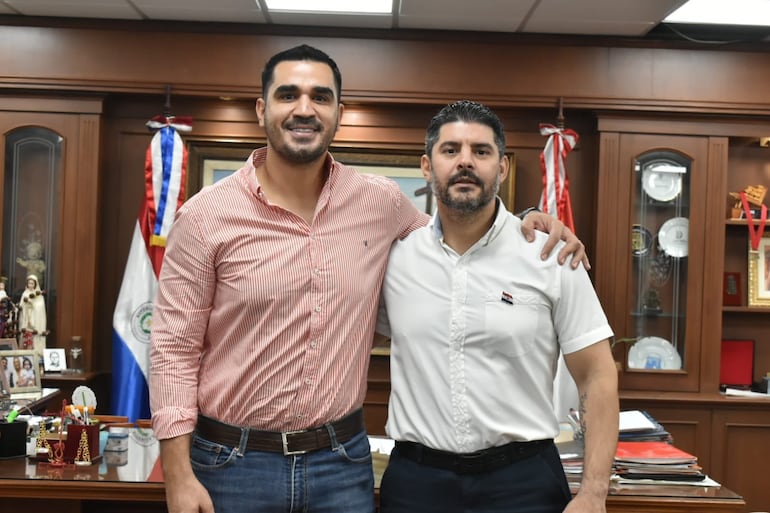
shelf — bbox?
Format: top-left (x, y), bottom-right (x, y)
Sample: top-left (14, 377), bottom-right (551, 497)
top-left (723, 306), bottom-right (770, 314)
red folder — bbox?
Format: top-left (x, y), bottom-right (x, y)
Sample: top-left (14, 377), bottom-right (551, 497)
top-left (615, 441), bottom-right (697, 465)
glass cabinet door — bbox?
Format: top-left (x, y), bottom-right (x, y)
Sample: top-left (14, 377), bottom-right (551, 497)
top-left (628, 151), bottom-right (691, 373)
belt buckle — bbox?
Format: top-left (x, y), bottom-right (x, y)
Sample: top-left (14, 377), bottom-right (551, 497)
top-left (281, 430), bottom-right (308, 456)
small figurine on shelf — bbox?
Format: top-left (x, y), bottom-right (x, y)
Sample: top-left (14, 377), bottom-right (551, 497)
top-left (729, 184), bottom-right (767, 219)
top-left (642, 288), bottom-right (663, 314)
top-left (74, 428), bottom-right (92, 466)
top-left (18, 274), bottom-right (48, 357)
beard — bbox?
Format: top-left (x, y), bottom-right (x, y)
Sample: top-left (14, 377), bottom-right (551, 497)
top-left (264, 114), bottom-right (337, 164)
top-left (431, 168), bottom-right (500, 214)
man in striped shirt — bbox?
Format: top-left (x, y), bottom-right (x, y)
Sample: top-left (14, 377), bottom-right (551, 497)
top-left (149, 45), bottom-right (587, 513)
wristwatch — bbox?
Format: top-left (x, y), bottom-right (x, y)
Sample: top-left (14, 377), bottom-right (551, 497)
top-left (516, 206), bottom-right (540, 220)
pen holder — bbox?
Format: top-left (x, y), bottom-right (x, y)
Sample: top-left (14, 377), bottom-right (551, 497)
top-left (0, 420), bottom-right (28, 459)
top-left (63, 423), bottom-right (100, 463)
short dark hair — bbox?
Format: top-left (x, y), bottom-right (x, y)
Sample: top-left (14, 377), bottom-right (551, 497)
top-left (261, 44), bottom-right (342, 102)
top-left (425, 100), bottom-right (506, 158)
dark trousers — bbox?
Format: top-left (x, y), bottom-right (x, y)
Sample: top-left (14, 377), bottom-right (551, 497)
top-left (380, 442), bottom-right (571, 513)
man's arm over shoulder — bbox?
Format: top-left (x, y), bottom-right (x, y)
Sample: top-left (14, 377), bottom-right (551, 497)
top-left (518, 210), bottom-right (589, 270)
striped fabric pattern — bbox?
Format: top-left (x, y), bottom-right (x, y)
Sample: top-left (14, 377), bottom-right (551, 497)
top-left (149, 148), bottom-right (427, 439)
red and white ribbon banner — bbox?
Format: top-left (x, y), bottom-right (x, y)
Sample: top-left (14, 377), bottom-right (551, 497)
top-left (538, 123), bottom-right (578, 232)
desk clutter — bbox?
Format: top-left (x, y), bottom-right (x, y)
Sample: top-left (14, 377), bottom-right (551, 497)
top-left (558, 410), bottom-right (721, 488)
top-left (0, 385), bottom-right (130, 467)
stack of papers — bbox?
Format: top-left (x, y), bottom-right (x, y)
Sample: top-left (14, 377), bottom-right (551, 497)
top-left (556, 438), bottom-right (584, 475)
top-left (614, 441), bottom-right (705, 482)
top-left (618, 410), bottom-right (672, 443)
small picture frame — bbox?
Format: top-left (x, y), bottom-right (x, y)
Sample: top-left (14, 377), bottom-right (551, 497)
top-left (43, 348), bottom-right (67, 372)
top-left (0, 361), bottom-right (9, 396)
top-left (0, 349), bottom-right (42, 395)
top-left (748, 233), bottom-right (770, 307)
top-left (0, 338), bottom-right (17, 351)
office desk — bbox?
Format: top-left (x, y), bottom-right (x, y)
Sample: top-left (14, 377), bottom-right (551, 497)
top-left (0, 430), bottom-right (746, 513)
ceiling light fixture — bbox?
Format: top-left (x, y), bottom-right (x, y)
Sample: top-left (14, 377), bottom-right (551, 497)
top-left (664, 0), bottom-right (770, 26)
top-left (264, 0), bottom-right (391, 14)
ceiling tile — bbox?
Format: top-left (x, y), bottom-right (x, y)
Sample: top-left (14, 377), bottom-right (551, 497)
top-left (398, 0), bottom-right (535, 31)
top-left (524, 0), bottom-right (686, 36)
top-left (268, 12), bottom-right (392, 29)
top-left (4, 0), bottom-right (143, 19)
top-left (133, 0), bottom-right (264, 23)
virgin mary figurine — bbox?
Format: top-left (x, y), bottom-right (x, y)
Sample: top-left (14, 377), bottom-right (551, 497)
top-left (19, 274), bottom-right (47, 356)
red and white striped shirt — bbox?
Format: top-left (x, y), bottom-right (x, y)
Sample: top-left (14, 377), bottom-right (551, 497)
top-left (150, 148), bottom-right (427, 439)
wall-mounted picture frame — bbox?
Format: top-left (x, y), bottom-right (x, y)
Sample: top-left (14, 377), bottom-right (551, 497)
top-left (43, 347), bottom-right (67, 372)
top-left (748, 233), bottom-right (770, 307)
top-left (202, 158), bottom-right (243, 188)
top-left (333, 149), bottom-right (430, 214)
top-left (0, 349), bottom-right (42, 394)
top-left (186, 141), bottom-right (256, 197)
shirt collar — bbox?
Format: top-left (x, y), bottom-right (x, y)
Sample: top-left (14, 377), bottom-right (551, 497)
top-left (246, 147), bottom-right (337, 200)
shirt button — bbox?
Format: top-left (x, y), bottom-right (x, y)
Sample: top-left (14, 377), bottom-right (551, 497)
top-left (314, 268), bottom-right (321, 275)
top-left (305, 378), bottom-right (312, 385)
top-left (314, 306), bottom-right (321, 313)
top-left (310, 340), bottom-right (318, 348)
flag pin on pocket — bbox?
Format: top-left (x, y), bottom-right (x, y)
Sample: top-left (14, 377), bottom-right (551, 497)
top-left (501, 291), bottom-right (513, 305)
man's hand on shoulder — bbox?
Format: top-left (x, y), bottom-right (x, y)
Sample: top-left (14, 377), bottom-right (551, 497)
top-left (519, 210), bottom-right (590, 270)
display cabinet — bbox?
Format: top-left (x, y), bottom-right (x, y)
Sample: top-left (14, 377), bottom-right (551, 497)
top-left (628, 151), bottom-right (691, 373)
top-left (0, 96), bottom-right (102, 370)
top-left (595, 126), bottom-right (719, 393)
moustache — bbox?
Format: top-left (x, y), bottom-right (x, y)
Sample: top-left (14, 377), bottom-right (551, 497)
top-left (449, 170), bottom-right (482, 187)
top-left (285, 117), bottom-right (321, 131)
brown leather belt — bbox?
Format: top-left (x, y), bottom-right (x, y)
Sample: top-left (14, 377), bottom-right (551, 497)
top-left (195, 409), bottom-right (365, 456)
top-left (394, 439), bottom-right (552, 474)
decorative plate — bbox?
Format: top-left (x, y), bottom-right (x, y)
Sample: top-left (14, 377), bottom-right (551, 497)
top-left (631, 225), bottom-right (653, 257)
top-left (627, 336), bottom-right (682, 370)
top-left (642, 168), bottom-right (682, 202)
top-left (658, 217), bottom-right (689, 258)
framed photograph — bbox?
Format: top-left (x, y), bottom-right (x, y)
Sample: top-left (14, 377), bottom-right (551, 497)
top-left (333, 149), bottom-right (431, 214)
top-left (748, 233), bottom-right (770, 307)
top-left (0, 361), bottom-right (9, 396)
top-left (43, 347), bottom-right (67, 372)
top-left (202, 158), bottom-right (243, 187)
top-left (0, 349), bottom-right (42, 394)
top-left (0, 338), bottom-right (17, 351)
top-left (333, 149), bottom-right (517, 215)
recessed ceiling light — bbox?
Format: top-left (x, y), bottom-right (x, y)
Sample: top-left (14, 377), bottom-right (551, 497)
top-left (664, 0), bottom-right (770, 26)
top-left (264, 0), bottom-right (391, 14)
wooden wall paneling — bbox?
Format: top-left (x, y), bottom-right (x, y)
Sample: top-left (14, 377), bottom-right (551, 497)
top-left (3, 24), bottom-right (770, 115)
top-left (70, 114), bottom-right (101, 367)
top-left (595, 132), bottom-right (622, 363)
top-left (711, 408), bottom-right (770, 512)
top-left (700, 137), bottom-right (729, 392)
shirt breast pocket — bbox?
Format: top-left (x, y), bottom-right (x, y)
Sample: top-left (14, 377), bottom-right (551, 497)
top-left (482, 291), bottom-right (545, 358)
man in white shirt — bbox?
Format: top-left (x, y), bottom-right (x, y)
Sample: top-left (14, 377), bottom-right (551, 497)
top-left (376, 100), bottom-right (619, 513)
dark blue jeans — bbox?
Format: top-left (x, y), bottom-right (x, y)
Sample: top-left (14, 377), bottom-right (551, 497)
top-left (190, 429), bottom-right (374, 513)
top-left (380, 442), bottom-right (571, 513)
